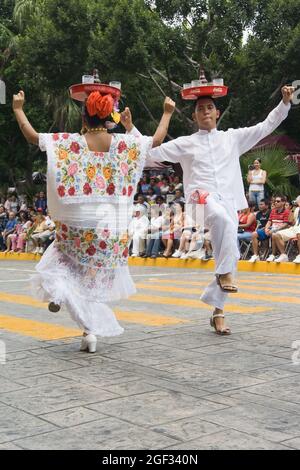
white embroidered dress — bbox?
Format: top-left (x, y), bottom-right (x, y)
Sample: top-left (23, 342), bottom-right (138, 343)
top-left (32, 132), bottom-right (152, 336)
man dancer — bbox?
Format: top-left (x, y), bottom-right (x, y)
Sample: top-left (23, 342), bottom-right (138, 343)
top-left (123, 86), bottom-right (294, 334)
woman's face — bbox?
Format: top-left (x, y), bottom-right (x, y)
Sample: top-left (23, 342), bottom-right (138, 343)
top-left (253, 160), bottom-right (261, 169)
top-left (285, 202), bottom-right (292, 211)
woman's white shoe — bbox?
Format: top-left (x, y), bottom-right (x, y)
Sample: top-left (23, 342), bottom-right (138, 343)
top-left (80, 334), bottom-right (97, 353)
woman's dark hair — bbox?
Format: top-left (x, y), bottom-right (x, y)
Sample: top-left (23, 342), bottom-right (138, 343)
top-left (253, 158), bottom-right (262, 163)
top-left (18, 210), bottom-right (29, 221)
top-left (173, 201), bottom-right (185, 212)
top-left (83, 107), bottom-right (107, 129)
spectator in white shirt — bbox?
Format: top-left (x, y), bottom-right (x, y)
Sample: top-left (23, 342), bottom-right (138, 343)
top-left (128, 204), bottom-right (149, 257)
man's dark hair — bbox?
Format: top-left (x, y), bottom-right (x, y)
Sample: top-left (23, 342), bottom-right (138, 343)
top-left (195, 96), bottom-right (217, 111)
top-left (259, 199), bottom-right (270, 206)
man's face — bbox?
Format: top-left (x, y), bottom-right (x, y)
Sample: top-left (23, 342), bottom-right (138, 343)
top-left (274, 197), bottom-right (284, 210)
top-left (137, 196), bottom-right (144, 205)
top-left (193, 98), bottom-right (220, 131)
top-left (40, 192), bottom-right (45, 198)
top-left (175, 190), bottom-right (181, 198)
top-left (9, 212), bottom-right (15, 219)
top-left (258, 202), bottom-right (267, 212)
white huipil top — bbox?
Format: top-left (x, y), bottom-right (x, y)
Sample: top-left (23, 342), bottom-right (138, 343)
top-left (130, 100), bottom-right (291, 211)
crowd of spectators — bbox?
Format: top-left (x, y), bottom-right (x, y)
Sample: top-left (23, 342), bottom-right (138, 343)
top-left (130, 171), bottom-right (300, 264)
top-left (1, 165), bottom-right (299, 265)
top-left (0, 191), bottom-right (55, 254)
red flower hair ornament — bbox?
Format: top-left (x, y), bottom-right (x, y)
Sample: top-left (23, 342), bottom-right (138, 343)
top-left (86, 91), bottom-right (114, 120)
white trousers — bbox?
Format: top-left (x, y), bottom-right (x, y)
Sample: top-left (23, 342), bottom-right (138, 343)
top-left (200, 193), bottom-right (239, 310)
top-left (131, 234), bottom-right (146, 255)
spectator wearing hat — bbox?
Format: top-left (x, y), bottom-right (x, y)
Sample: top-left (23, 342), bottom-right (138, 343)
top-left (128, 204), bottom-right (149, 257)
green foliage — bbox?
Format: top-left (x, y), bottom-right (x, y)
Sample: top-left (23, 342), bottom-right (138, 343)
top-left (240, 147), bottom-right (299, 199)
top-left (0, 0), bottom-right (299, 190)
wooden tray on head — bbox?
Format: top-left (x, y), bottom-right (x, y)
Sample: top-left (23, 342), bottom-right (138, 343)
top-left (181, 85), bottom-right (228, 100)
top-left (69, 83), bottom-right (121, 102)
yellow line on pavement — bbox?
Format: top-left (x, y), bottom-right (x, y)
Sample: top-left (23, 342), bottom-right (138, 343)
top-left (143, 282), bottom-right (300, 295)
top-left (0, 292), bottom-right (46, 308)
top-left (129, 294), bottom-right (272, 314)
top-left (0, 314), bottom-right (81, 340)
top-left (0, 308), bottom-right (188, 339)
top-left (153, 278), bottom-right (300, 288)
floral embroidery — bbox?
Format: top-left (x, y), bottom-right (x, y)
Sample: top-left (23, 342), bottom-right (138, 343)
top-left (53, 133), bottom-right (141, 200)
top-left (56, 222), bottom-right (130, 268)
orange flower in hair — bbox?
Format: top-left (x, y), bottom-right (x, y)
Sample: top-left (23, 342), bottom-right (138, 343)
top-left (86, 91), bottom-right (114, 119)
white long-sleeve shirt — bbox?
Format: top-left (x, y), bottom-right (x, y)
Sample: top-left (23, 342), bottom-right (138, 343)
top-left (128, 215), bottom-right (149, 238)
top-left (130, 100), bottom-right (291, 210)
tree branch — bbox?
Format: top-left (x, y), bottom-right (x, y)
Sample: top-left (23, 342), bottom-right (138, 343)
top-left (136, 92), bottom-right (173, 140)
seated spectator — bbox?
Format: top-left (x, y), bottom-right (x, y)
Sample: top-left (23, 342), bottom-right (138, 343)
top-left (159, 177), bottom-right (170, 196)
top-left (143, 206), bottom-right (164, 259)
top-left (237, 203), bottom-right (257, 247)
top-left (173, 175), bottom-right (183, 192)
top-left (251, 195), bottom-right (289, 262)
top-left (161, 206), bottom-right (175, 257)
top-left (146, 187), bottom-right (157, 205)
top-left (172, 201), bottom-right (185, 241)
top-left (139, 176), bottom-right (150, 195)
top-left (166, 183), bottom-right (176, 204)
top-left (34, 191), bottom-right (47, 214)
top-left (1, 211), bottom-right (17, 251)
top-left (128, 204), bottom-right (149, 257)
top-left (136, 194), bottom-right (150, 213)
top-left (249, 199), bottom-right (271, 262)
top-left (271, 195), bottom-right (300, 263)
top-left (173, 189), bottom-right (185, 204)
top-left (6, 211), bottom-right (32, 253)
top-left (286, 201), bottom-right (295, 226)
top-left (0, 206), bottom-right (8, 250)
top-left (266, 195), bottom-right (290, 262)
top-left (29, 209), bottom-right (54, 254)
top-left (4, 194), bottom-right (19, 213)
top-left (172, 205), bottom-right (195, 258)
top-left (149, 177), bottom-right (161, 196)
top-left (155, 195), bottom-right (168, 215)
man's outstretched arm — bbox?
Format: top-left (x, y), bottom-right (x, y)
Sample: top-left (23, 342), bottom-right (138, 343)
top-left (232, 86), bottom-right (294, 156)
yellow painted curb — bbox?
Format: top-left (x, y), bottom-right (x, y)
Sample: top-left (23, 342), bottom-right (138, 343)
top-left (1, 252), bottom-right (300, 275)
top-left (128, 257), bottom-right (300, 275)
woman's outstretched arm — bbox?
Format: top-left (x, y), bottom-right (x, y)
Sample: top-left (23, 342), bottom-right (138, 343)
top-left (13, 91), bottom-right (39, 145)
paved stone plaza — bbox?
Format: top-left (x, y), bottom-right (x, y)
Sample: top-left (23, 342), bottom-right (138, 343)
top-left (0, 259), bottom-right (300, 450)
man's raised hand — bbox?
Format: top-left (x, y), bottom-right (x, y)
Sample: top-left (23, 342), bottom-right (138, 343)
top-left (164, 97), bottom-right (176, 115)
top-left (281, 85), bottom-right (294, 104)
